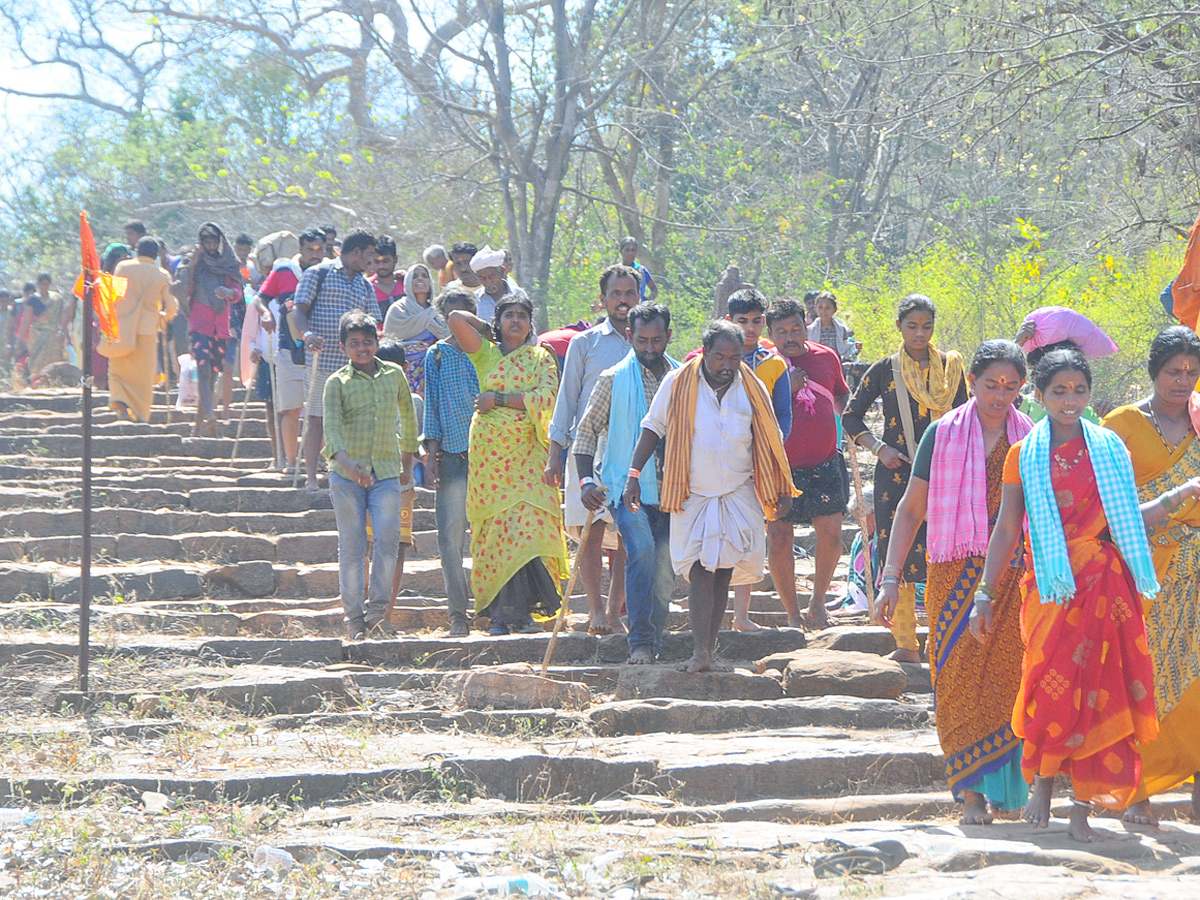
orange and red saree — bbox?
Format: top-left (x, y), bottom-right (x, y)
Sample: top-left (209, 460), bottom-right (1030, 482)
top-left (1005, 435), bottom-right (1159, 808)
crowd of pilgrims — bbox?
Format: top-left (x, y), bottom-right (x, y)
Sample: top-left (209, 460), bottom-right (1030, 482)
top-left (6, 218), bottom-right (1200, 841)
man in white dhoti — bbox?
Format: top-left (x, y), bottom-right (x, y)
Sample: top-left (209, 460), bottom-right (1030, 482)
top-left (623, 321), bottom-right (797, 673)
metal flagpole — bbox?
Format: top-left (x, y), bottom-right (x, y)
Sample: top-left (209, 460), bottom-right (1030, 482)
top-left (78, 273), bottom-right (94, 692)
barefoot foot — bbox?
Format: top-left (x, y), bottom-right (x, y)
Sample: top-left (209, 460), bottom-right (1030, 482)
top-left (606, 614), bottom-right (627, 634)
top-left (960, 790), bottom-right (994, 826)
top-left (628, 647), bottom-right (653, 665)
top-left (889, 648), bottom-right (921, 664)
top-left (677, 654), bottom-right (712, 673)
top-left (1023, 775), bottom-right (1054, 829)
top-left (706, 656), bottom-right (733, 673)
top-left (587, 616), bottom-right (613, 636)
top-left (1068, 803), bottom-right (1100, 843)
top-left (1122, 799), bottom-right (1158, 828)
top-left (732, 616), bottom-right (762, 633)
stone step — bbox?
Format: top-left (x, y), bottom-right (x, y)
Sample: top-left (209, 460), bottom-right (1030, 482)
top-left (0, 625), bottom-right (806, 669)
top-left (347, 628), bottom-right (806, 669)
top-left (29, 419), bottom-right (271, 439)
top-left (0, 724), bottom-right (943, 806)
top-left (0, 432), bottom-right (273, 459)
top-left (0, 527), bottom-right (442, 565)
top-left (0, 507), bottom-right (341, 539)
top-left (0, 553), bottom-right (460, 602)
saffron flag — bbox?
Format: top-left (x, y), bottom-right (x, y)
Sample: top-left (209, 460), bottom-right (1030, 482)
top-left (74, 211), bottom-right (122, 341)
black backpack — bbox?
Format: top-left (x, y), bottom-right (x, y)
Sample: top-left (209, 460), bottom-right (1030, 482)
top-left (277, 264), bottom-right (329, 366)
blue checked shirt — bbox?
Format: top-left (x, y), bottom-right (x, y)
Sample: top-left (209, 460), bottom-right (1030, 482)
top-left (293, 258), bottom-right (373, 374)
top-left (422, 339), bottom-right (479, 454)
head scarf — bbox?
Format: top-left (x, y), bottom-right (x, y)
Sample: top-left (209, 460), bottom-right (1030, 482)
top-left (470, 244), bottom-right (505, 272)
top-left (381, 263), bottom-right (448, 343)
top-left (189, 222), bottom-right (243, 313)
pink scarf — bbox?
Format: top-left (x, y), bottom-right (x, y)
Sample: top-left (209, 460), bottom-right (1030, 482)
top-left (927, 397), bottom-right (1032, 563)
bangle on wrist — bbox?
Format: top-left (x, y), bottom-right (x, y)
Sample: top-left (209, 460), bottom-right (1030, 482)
top-left (627, 467), bottom-right (641, 479)
top-left (880, 576), bottom-right (901, 587)
top-left (871, 439), bottom-right (884, 456)
top-left (580, 475), bottom-right (596, 489)
top-left (495, 392), bottom-right (506, 407)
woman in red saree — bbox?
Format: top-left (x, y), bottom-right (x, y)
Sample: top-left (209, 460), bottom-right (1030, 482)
top-left (980, 347), bottom-right (1200, 842)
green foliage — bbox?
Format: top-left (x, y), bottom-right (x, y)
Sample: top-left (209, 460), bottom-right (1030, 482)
top-left (831, 222), bottom-right (1183, 402)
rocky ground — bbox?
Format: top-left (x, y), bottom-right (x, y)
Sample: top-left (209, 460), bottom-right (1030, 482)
top-left (0, 386), bottom-right (1197, 899)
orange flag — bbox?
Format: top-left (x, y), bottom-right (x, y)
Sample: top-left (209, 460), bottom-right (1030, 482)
top-left (76, 211), bottom-right (122, 341)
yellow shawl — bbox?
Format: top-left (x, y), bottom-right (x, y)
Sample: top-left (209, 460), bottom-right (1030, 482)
top-left (899, 344), bottom-right (965, 418)
top-left (660, 355), bottom-right (798, 520)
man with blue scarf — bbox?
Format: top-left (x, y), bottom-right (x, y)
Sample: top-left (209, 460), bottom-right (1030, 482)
top-left (574, 302), bottom-right (678, 664)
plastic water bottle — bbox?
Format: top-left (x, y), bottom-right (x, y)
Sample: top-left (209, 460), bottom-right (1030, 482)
top-left (252, 845), bottom-right (296, 872)
top-left (0, 808), bottom-right (36, 829)
top-left (456, 873), bottom-right (558, 896)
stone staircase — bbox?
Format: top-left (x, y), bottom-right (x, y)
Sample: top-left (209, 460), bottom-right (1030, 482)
top-left (0, 385), bottom-right (1191, 898)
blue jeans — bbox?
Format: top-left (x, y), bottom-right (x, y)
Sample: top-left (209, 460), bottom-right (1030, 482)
top-left (329, 471), bottom-right (402, 624)
top-left (435, 452), bottom-right (471, 624)
top-left (612, 501), bottom-right (673, 657)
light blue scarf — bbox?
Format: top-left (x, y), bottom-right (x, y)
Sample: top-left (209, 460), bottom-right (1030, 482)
top-left (1019, 417), bottom-right (1159, 604)
top-left (601, 349), bottom-right (679, 506)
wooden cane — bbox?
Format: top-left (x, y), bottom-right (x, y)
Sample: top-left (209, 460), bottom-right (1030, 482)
top-left (157, 330), bottom-right (174, 425)
top-left (540, 508), bottom-right (597, 677)
top-left (267, 350), bottom-right (282, 469)
top-left (293, 349), bottom-right (321, 489)
top-left (846, 441), bottom-right (877, 620)
top-left (230, 369), bottom-right (253, 459)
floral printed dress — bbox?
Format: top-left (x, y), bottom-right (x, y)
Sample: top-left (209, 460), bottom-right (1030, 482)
top-left (466, 341), bottom-right (569, 620)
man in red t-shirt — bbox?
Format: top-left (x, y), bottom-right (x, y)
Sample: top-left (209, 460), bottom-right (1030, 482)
top-left (765, 298), bottom-right (851, 631)
top-left (538, 320), bottom-right (591, 377)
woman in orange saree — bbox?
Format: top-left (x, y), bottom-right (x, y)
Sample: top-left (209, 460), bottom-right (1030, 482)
top-left (1104, 326), bottom-right (1200, 825)
top-left (980, 347), bottom-right (1199, 842)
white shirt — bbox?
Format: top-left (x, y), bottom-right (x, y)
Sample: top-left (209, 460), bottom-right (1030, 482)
top-left (642, 366), bottom-right (754, 498)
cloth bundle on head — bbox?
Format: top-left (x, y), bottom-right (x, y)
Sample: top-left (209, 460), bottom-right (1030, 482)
top-left (253, 231), bottom-right (298, 276)
top-left (1019, 307), bottom-right (1118, 359)
top-left (189, 223), bottom-right (243, 313)
top-left (927, 398), bottom-right (1032, 562)
top-left (1019, 417), bottom-right (1158, 604)
top-left (470, 245), bottom-right (505, 272)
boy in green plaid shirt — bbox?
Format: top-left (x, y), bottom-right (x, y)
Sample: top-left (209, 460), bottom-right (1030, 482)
top-left (322, 310), bottom-right (419, 639)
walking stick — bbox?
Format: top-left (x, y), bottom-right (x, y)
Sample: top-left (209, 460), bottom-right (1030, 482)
top-left (157, 331), bottom-right (173, 425)
top-left (230, 358), bottom-right (256, 460)
top-left (293, 349), bottom-right (321, 489)
top-left (267, 351), bottom-right (282, 469)
top-left (540, 508), bottom-right (597, 677)
top-left (845, 440), bottom-right (877, 621)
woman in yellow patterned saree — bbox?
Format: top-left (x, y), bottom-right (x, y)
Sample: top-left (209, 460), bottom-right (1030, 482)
top-left (448, 295), bottom-right (569, 636)
top-left (1104, 325), bottom-right (1200, 824)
